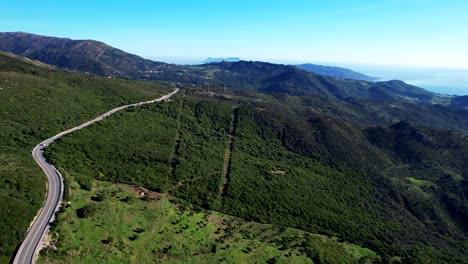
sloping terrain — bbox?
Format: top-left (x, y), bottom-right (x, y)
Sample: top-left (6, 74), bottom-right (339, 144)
top-left (0, 51), bottom-right (171, 262)
top-left (296, 63), bottom-right (378, 81)
top-left (451, 95), bottom-right (468, 108)
top-left (0, 32), bottom-right (166, 79)
top-left (0, 32), bottom-right (462, 106)
top-left (39, 180), bottom-right (379, 263)
top-left (193, 61), bottom-right (446, 104)
top-left (44, 89), bottom-right (468, 263)
top-left (2, 33), bottom-right (468, 263)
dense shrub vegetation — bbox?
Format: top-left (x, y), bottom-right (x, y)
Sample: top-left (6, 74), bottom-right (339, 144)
top-left (0, 52), bottom-right (170, 262)
top-left (3, 48), bottom-right (468, 263)
top-left (40, 180), bottom-right (380, 263)
top-left (46, 90), bottom-right (468, 262)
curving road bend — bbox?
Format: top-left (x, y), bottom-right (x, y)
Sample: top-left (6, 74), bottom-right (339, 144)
top-left (13, 88), bottom-right (179, 264)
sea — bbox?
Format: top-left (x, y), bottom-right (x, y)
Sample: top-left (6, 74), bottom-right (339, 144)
top-left (349, 64), bottom-right (468, 96)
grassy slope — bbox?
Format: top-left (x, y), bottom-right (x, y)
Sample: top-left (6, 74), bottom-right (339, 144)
top-left (39, 180), bottom-right (379, 264)
top-left (0, 52), bottom-right (171, 263)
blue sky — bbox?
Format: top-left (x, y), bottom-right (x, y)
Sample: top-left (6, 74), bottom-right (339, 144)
top-left (1, 0), bottom-right (468, 68)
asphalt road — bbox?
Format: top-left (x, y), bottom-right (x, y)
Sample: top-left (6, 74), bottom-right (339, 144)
top-left (13, 88), bottom-right (179, 264)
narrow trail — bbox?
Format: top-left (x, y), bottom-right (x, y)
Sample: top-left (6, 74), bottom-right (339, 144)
top-left (13, 88), bottom-right (179, 264)
top-left (170, 97), bottom-right (185, 181)
top-left (220, 107), bottom-right (239, 196)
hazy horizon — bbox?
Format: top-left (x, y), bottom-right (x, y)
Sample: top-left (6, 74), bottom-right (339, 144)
top-left (144, 55), bottom-right (468, 96)
top-left (3, 1), bottom-right (468, 66)
top-left (2, 0), bottom-right (468, 95)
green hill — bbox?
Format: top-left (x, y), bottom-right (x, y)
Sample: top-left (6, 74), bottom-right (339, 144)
top-left (0, 51), bottom-right (171, 262)
top-left (2, 33), bottom-right (468, 263)
top-left (0, 32), bottom-right (463, 106)
top-left (39, 180), bottom-right (380, 264)
top-left (296, 63), bottom-right (378, 81)
top-left (44, 88), bottom-right (468, 262)
top-left (0, 32), bottom-right (166, 79)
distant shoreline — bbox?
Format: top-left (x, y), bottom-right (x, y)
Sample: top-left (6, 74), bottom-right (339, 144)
top-left (349, 65), bottom-right (468, 96)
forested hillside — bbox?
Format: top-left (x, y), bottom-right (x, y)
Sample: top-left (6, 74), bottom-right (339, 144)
top-left (1, 32), bottom-right (465, 107)
top-left (296, 63), bottom-right (378, 81)
top-left (2, 33), bottom-right (468, 263)
top-left (45, 89), bottom-right (468, 263)
top-left (0, 51), bottom-right (171, 262)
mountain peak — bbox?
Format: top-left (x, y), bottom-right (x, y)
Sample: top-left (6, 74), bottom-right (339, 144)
top-left (203, 57), bottom-right (241, 64)
top-left (0, 31), bottom-right (71, 40)
top-left (0, 32), bottom-right (165, 79)
top-left (296, 63), bottom-right (378, 82)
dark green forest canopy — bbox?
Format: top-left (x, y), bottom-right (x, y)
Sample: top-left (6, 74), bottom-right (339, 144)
top-left (1, 47), bottom-right (468, 263)
top-left (46, 90), bottom-right (468, 263)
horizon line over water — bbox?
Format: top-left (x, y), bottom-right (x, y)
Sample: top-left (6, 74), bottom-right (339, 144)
top-left (347, 64), bottom-right (468, 96)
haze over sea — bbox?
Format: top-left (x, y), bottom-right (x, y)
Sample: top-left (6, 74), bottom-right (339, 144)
top-left (150, 56), bottom-right (468, 96)
top-left (347, 64), bottom-right (468, 96)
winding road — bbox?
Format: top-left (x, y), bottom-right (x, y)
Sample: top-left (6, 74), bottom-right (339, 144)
top-left (13, 88), bottom-right (179, 264)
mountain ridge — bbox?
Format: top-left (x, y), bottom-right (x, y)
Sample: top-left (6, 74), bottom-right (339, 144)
top-left (0, 31), bottom-right (167, 79)
top-left (1, 40), bottom-right (468, 263)
top-left (296, 63), bottom-right (379, 81)
top-left (203, 57), bottom-right (241, 63)
top-left (0, 32), bottom-right (465, 108)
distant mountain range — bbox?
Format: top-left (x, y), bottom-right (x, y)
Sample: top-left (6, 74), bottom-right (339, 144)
top-left (203, 57), bottom-right (241, 63)
top-left (0, 32), bottom-right (465, 108)
top-left (295, 63), bottom-right (379, 81)
top-left (0, 32), bottom-right (375, 83)
top-left (0, 32), bottom-right (166, 79)
top-left (2, 32), bottom-right (468, 263)
top-left (202, 60), bottom-right (448, 104)
top-left (201, 60), bottom-right (377, 82)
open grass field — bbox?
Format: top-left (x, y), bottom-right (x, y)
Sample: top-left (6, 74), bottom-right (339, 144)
top-left (39, 179), bottom-right (379, 263)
